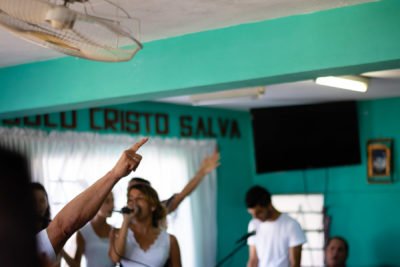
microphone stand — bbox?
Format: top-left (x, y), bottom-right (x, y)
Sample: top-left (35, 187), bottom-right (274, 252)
top-left (214, 239), bottom-right (248, 267)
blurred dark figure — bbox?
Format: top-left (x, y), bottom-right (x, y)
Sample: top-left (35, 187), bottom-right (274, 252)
top-left (30, 182), bottom-right (52, 232)
top-left (0, 146), bottom-right (41, 267)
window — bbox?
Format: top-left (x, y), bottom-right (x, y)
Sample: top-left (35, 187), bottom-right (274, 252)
top-left (272, 194), bottom-right (324, 267)
top-left (0, 127), bottom-right (217, 267)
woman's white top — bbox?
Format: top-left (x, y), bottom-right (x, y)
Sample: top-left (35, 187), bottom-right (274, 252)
top-left (120, 228), bottom-right (170, 267)
top-left (36, 229), bottom-right (56, 263)
top-left (80, 223), bottom-right (114, 267)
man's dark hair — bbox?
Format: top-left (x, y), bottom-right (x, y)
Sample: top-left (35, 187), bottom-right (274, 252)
top-left (245, 185), bottom-right (271, 208)
top-left (129, 177), bottom-right (151, 186)
top-left (326, 236), bottom-right (349, 257)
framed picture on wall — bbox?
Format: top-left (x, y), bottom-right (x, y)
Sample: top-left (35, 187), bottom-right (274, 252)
top-left (367, 139), bottom-right (393, 183)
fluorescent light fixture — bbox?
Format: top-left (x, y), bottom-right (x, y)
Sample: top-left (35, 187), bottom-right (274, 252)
top-left (190, 87), bottom-right (265, 106)
top-left (315, 75), bottom-right (369, 92)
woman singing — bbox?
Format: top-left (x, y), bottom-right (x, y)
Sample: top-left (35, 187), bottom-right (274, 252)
top-left (109, 184), bottom-right (181, 267)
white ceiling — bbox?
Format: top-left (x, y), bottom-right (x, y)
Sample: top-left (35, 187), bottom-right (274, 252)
top-left (0, 0), bottom-right (375, 67)
top-left (156, 71), bottom-right (400, 110)
top-left (3, 0), bottom-right (399, 111)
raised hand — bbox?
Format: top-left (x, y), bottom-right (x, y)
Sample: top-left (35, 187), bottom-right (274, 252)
top-left (166, 149), bottom-right (221, 214)
top-left (199, 149), bottom-right (220, 175)
top-left (111, 138), bottom-right (149, 179)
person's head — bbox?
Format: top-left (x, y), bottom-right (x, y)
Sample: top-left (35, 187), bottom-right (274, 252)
top-left (245, 185), bottom-right (273, 222)
top-left (0, 147), bottom-right (41, 266)
top-left (128, 177), bottom-right (151, 189)
top-left (97, 192), bottom-right (114, 218)
top-left (127, 184), bottom-right (166, 228)
top-left (325, 236), bottom-right (349, 267)
top-left (30, 182), bottom-right (50, 224)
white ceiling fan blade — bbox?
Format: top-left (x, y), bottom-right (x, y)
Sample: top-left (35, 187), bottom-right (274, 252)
top-left (0, 0), bottom-right (51, 24)
top-left (0, 0), bottom-right (142, 62)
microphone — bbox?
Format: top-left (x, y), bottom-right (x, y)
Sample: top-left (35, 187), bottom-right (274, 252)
top-left (113, 207), bottom-right (134, 214)
top-left (235, 231), bottom-right (256, 244)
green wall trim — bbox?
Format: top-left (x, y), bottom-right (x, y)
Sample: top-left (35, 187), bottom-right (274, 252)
top-left (1, 0), bottom-right (400, 119)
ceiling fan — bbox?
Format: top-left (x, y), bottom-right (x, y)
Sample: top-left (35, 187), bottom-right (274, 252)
top-left (0, 0), bottom-right (142, 62)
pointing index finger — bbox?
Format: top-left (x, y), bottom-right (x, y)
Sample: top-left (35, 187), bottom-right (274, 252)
top-left (131, 137), bottom-right (149, 152)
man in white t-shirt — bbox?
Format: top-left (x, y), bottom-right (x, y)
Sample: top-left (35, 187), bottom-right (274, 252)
top-left (245, 185), bottom-right (306, 267)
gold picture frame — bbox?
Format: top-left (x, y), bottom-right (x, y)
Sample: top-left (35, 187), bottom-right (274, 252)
top-left (367, 139), bottom-right (393, 184)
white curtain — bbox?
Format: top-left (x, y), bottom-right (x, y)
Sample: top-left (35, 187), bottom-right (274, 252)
top-left (0, 127), bottom-right (217, 267)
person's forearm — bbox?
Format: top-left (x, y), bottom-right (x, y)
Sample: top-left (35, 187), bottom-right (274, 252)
top-left (110, 220), bottom-right (129, 262)
top-left (61, 250), bottom-right (79, 267)
top-left (247, 246), bottom-right (258, 267)
top-left (168, 151), bottom-right (219, 213)
top-left (289, 260), bottom-right (300, 267)
top-left (247, 259), bottom-right (258, 267)
top-left (289, 245), bottom-right (302, 267)
top-left (180, 169), bottom-right (206, 198)
top-left (168, 170), bottom-right (205, 213)
top-left (48, 170), bottom-right (121, 253)
top-left (169, 235), bottom-right (182, 267)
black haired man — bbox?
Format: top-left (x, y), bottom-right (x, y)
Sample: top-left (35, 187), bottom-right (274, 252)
top-left (245, 185), bottom-right (306, 267)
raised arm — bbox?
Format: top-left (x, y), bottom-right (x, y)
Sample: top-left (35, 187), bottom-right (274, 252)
top-left (166, 150), bottom-right (220, 213)
top-left (46, 138), bottom-right (148, 254)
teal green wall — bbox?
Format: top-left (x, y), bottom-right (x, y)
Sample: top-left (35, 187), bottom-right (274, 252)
top-left (253, 98), bottom-right (400, 267)
top-left (3, 98), bottom-right (400, 265)
top-left (1, 0), bottom-right (400, 264)
top-left (1, 101), bottom-right (255, 264)
top-left (1, 0), bottom-right (400, 118)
